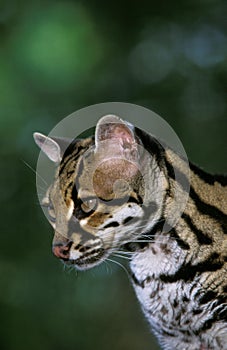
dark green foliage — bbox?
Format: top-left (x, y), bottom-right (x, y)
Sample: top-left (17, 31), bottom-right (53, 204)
top-left (0, 1), bottom-right (226, 349)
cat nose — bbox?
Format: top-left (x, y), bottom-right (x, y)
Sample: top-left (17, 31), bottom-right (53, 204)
top-left (52, 241), bottom-right (72, 260)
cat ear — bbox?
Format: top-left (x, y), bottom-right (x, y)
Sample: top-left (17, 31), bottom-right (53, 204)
top-left (33, 132), bottom-right (62, 163)
top-left (95, 114), bottom-right (136, 149)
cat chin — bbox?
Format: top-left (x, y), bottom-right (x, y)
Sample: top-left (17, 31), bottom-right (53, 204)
top-left (61, 251), bottom-right (109, 271)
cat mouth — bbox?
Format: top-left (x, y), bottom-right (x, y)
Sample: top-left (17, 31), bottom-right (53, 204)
top-left (59, 247), bottom-right (107, 270)
top-left (52, 237), bottom-right (112, 270)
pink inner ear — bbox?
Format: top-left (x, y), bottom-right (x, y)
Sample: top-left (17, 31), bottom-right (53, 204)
top-left (98, 122), bottom-right (134, 145)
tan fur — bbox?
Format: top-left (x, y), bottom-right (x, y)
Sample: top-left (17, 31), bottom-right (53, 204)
top-left (34, 117), bottom-right (227, 350)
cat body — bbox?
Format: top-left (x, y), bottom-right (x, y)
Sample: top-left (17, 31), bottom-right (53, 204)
top-left (34, 115), bottom-right (227, 350)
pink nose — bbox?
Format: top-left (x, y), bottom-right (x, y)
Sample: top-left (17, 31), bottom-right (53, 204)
top-left (52, 242), bottom-right (72, 259)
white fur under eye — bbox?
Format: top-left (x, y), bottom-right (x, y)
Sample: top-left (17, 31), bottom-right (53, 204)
top-left (66, 200), bottom-right (74, 220)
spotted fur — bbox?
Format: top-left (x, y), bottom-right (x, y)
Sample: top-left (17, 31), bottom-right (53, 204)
top-left (34, 115), bottom-right (227, 350)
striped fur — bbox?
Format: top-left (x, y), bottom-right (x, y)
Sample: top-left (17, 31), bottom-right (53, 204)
top-left (34, 115), bottom-right (227, 350)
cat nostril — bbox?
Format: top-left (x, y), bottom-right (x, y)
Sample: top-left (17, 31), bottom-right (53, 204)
top-left (52, 241), bottom-right (72, 259)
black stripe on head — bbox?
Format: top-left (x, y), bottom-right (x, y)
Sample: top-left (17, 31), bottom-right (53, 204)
top-left (133, 128), bottom-right (176, 239)
top-left (134, 127), bottom-right (166, 169)
top-left (59, 138), bottom-right (94, 176)
top-left (103, 222), bottom-right (120, 229)
top-left (63, 180), bottom-right (74, 199)
top-left (59, 144), bottom-right (84, 176)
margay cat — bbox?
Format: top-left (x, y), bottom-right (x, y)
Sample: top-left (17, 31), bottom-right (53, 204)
top-left (34, 115), bottom-right (227, 350)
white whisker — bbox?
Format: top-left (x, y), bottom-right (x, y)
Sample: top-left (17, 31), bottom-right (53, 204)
top-left (115, 250), bottom-right (134, 255)
top-left (106, 257), bottom-right (130, 279)
top-left (22, 159), bottom-right (48, 186)
top-left (103, 260), bottom-right (113, 275)
top-left (112, 253), bottom-right (132, 261)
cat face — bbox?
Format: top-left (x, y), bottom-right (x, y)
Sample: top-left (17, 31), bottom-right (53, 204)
top-left (34, 115), bottom-right (166, 270)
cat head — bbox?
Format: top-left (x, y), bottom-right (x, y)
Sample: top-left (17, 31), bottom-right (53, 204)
top-left (34, 115), bottom-right (167, 270)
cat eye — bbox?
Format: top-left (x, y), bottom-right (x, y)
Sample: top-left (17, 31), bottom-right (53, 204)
top-left (81, 198), bottom-right (97, 213)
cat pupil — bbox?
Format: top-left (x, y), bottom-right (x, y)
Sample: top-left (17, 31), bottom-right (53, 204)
top-left (81, 198), bottom-right (97, 213)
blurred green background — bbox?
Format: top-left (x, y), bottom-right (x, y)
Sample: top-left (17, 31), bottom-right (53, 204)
top-left (1, 1), bottom-right (227, 349)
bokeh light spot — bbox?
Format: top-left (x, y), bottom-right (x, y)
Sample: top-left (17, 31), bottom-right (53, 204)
top-left (183, 25), bottom-right (227, 68)
top-left (10, 3), bottom-right (103, 91)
